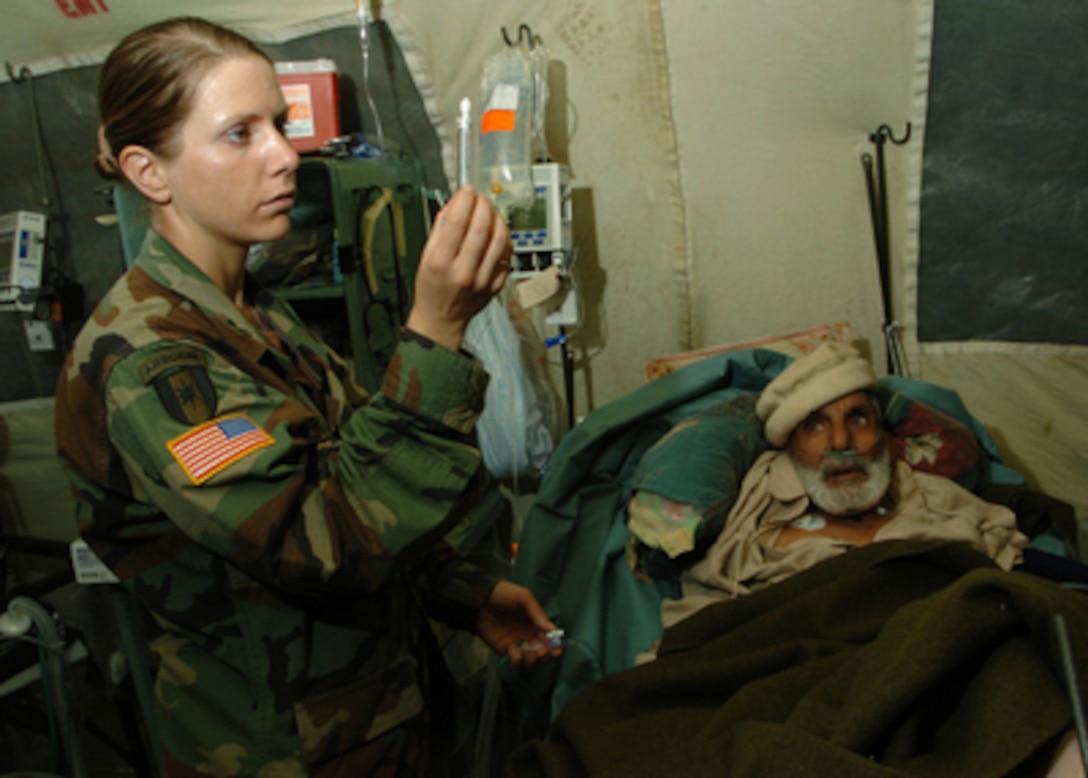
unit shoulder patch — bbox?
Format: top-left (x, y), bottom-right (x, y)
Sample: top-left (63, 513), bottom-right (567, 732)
top-left (139, 346), bottom-right (217, 425)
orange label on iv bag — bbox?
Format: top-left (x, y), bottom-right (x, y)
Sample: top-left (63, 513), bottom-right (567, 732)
top-left (481, 109), bottom-right (517, 134)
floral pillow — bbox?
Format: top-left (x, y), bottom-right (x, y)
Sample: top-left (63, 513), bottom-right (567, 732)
top-left (878, 385), bottom-right (984, 490)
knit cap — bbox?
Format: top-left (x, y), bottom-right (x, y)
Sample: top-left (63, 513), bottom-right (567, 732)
top-left (756, 343), bottom-right (877, 446)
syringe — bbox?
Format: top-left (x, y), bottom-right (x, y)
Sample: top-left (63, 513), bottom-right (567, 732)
top-left (457, 97), bottom-right (472, 189)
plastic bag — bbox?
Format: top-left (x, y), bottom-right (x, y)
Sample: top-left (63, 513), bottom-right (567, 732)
top-left (463, 293), bottom-right (560, 480)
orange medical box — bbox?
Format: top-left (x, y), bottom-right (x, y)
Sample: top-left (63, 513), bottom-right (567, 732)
top-left (275, 59), bottom-right (341, 153)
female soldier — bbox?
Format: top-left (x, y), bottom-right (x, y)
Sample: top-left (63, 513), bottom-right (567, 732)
top-left (55, 16), bottom-right (556, 777)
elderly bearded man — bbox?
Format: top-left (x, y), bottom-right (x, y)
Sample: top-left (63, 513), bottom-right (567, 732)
top-left (661, 342), bottom-right (1029, 627)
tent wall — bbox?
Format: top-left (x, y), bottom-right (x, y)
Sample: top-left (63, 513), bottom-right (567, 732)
top-left (0, 63), bottom-right (103, 399)
top-left (390, 0), bottom-right (689, 418)
top-left (390, 0), bottom-right (904, 403)
top-left (661, 0), bottom-right (915, 356)
top-left (0, 0), bottom-right (1083, 524)
top-left (394, 0), bottom-right (1086, 522)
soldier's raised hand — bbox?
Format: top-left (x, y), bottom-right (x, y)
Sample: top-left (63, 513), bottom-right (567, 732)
top-left (405, 186), bottom-right (512, 351)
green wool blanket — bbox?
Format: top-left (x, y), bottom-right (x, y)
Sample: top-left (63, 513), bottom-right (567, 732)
top-left (509, 541), bottom-right (1088, 777)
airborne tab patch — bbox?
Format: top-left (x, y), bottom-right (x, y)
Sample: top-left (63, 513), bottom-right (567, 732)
top-left (138, 347), bottom-right (205, 383)
top-left (168, 414), bottom-right (274, 485)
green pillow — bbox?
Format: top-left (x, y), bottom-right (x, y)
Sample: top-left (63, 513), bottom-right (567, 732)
top-left (627, 393), bottom-right (767, 578)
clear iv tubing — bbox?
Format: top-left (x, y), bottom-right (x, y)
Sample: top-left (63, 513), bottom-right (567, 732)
top-left (356, 0), bottom-right (386, 153)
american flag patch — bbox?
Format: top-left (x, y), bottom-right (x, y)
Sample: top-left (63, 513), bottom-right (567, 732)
top-left (167, 414), bottom-right (274, 485)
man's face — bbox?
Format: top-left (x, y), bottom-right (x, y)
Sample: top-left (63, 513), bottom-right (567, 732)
top-left (786, 391), bottom-right (892, 516)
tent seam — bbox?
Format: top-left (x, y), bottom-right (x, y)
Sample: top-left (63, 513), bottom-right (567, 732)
top-left (902, 0), bottom-right (933, 376)
top-left (646, 0), bottom-right (693, 352)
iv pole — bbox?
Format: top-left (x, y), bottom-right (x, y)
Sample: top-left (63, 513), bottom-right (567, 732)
top-left (862, 122), bottom-right (911, 376)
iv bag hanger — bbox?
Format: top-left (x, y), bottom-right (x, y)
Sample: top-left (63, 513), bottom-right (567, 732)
top-left (864, 122), bottom-right (911, 276)
top-left (862, 122), bottom-right (911, 376)
top-left (502, 24), bottom-right (538, 49)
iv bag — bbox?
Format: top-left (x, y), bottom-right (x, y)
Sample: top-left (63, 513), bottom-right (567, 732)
top-left (475, 48), bottom-right (534, 214)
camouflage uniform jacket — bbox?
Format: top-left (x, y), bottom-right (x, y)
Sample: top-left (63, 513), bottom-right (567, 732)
top-left (54, 232), bottom-right (500, 777)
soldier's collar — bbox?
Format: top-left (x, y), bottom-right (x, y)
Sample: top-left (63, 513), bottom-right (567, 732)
top-left (134, 231), bottom-right (265, 341)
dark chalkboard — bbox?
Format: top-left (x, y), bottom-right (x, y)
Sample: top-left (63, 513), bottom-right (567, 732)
top-left (919, 0), bottom-right (1088, 344)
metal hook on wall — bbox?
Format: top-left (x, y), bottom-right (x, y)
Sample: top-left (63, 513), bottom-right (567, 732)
top-left (5, 61), bottom-right (31, 83)
top-left (864, 121), bottom-right (912, 266)
top-left (501, 23), bottom-right (535, 49)
top-left (871, 123), bottom-right (912, 147)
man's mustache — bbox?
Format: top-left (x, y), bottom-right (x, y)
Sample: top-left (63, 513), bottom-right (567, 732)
top-left (820, 455), bottom-right (869, 478)
top-left (818, 439), bottom-right (885, 479)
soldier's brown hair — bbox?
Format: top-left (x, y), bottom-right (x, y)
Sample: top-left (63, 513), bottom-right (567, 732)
top-left (95, 16), bottom-right (270, 181)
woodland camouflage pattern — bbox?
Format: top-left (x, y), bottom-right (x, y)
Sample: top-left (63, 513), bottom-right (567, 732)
top-left (55, 232), bottom-right (500, 776)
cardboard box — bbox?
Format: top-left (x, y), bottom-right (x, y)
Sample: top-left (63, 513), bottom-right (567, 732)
top-left (275, 59), bottom-right (341, 153)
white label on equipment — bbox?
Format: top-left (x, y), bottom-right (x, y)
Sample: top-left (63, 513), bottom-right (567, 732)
top-left (281, 83), bottom-right (315, 139)
top-left (70, 538), bottom-right (120, 584)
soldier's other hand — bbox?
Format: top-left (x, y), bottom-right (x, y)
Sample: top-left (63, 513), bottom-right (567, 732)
top-left (405, 186), bottom-right (512, 352)
top-left (476, 580), bottom-right (562, 669)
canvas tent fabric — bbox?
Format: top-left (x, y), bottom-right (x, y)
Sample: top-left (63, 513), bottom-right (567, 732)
top-left (0, 0), bottom-right (1083, 526)
top-left (0, 1), bottom-right (359, 81)
top-left (389, 0), bottom-right (1086, 522)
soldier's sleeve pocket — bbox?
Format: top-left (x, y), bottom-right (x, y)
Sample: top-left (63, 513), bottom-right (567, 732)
top-left (292, 655), bottom-right (424, 767)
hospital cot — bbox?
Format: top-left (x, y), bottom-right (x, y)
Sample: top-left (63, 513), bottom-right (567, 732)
top-left (505, 347), bottom-right (1087, 775)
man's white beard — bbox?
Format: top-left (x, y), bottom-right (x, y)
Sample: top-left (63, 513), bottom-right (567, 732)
top-left (792, 443), bottom-right (893, 517)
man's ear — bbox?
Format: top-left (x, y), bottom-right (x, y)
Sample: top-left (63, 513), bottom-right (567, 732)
top-left (118, 146), bottom-right (171, 205)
